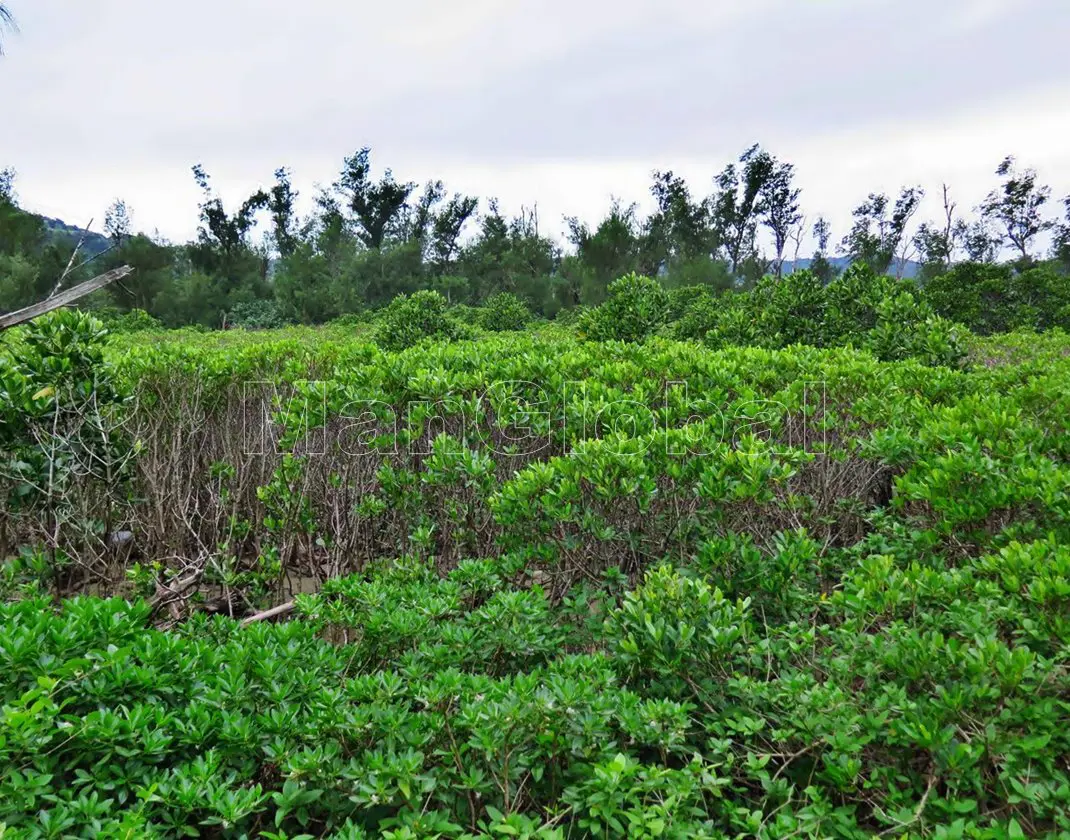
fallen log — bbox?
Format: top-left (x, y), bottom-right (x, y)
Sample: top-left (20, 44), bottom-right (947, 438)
top-left (0, 265), bottom-right (134, 330)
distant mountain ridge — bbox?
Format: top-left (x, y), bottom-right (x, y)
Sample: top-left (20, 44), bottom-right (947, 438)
top-left (39, 216), bottom-right (112, 260)
top-left (782, 256), bottom-right (922, 279)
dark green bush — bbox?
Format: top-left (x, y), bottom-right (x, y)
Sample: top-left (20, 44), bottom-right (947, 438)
top-left (102, 307), bottom-right (162, 333)
top-left (374, 289), bottom-right (469, 351)
top-left (479, 292), bottom-right (531, 332)
top-left (824, 263), bottom-right (911, 336)
top-left (924, 262), bottom-right (1070, 334)
top-left (670, 286), bottom-right (731, 342)
top-left (672, 264), bottom-right (967, 367)
top-left (665, 284), bottom-right (719, 321)
top-left (553, 305), bottom-right (587, 327)
top-left (924, 262), bottom-right (1017, 334)
top-left (747, 269), bottom-right (830, 347)
top-left (227, 299), bottom-right (292, 330)
top-left (579, 272), bottom-right (669, 342)
top-left (865, 291), bottom-right (967, 365)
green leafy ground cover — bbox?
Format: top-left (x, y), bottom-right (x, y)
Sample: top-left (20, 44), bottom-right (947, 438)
top-left (1, 303), bottom-right (1069, 837)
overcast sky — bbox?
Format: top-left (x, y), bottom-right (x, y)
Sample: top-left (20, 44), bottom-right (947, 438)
top-left (2, 0), bottom-right (1068, 250)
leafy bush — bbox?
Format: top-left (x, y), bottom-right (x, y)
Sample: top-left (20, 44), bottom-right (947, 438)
top-left (374, 289), bottom-right (469, 350)
top-left (824, 262), bottom-right (910, 336)
top-left (449, 302), bottom-right (483, 327)
top-left (662, 254), bottom-right (734, 293)
top-left (479, 292), bottom-right (531, 332)
top-left (579, 272), bottom-right (669, 342)
top-left (865, 292), bottom-right (967, 366)
top-left (670, 291), bottom-right (723, 341)
top-left (101, 307), bottom-right (162, 333)
top-left (0, 253), bottom-right (40, 312)
top-left (747, 269), bottom-right (830, 347)
top-left (679, 264), bottom-right (968, 367)
top-left (553, 305), bottom-right (587, 326)
top-left (665, 284), bottom-right (720, 321)
top-left (925, 261), bottom-right (1070, 334)
top-left (925, 262), bottom-right (1018, 334)
top-left (606, 564), bottom-right (750, 690)
top-left (227, 298), bottom-right (292, 330)
top-left (0, 310), bottom-right (132, 555)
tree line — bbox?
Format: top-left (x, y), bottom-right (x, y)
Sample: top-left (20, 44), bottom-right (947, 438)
top-left (2, 146), bottom-right (1069, 328)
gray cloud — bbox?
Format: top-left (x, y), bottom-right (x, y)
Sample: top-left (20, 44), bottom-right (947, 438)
top-left (351, 0), bottom-right (1065, 160)
top-left (1, 0), bottom-right (1067, 240)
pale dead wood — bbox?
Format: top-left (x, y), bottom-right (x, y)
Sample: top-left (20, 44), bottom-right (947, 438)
top-left (239, 600), bottom-right (296, 627)
top-left (51, 217), bottom-right (95, 297)
top-left (0, 265), bottom-right (133, 330)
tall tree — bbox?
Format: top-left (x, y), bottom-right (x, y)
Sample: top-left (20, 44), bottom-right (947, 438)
top-left (0, 167), bottom-right (46, 258)
top-left (462, 199), bottom-right (511, 297)
top-left (885, 187), bottom-right (924, 279)
top-left (643, 170), bottom-right (711, 272)
top-left (456, 200), bottom-right (555, 309)
top-left (429, 193), bottom-right (479, 272)
top-left (713, 144), bottom-right (777, 277)
top-left (268, 168), bottom-right (300, 258)
top-left (962, 219), bottom-right (1000, 264)
top-left (104, 199), bottom-right (132, 243)
top-left (913, 184), bottom-right (965, 280)
top-left (505, 206), bottom-right (558, 312)
top-left (105, 231), bottom-right (175, 313)
top-left (565, 200), bottom-right (641, 305)
top-left (841, 187), bottom-right (923, 276)
top-left (190, 164), bottom-right (269, 261)
top-left (312, 190), bottom-right (349, 262)
top-left (404, 180), bottom-right (446, 248)
top-left (184, 165), bottom-right (272, 325)
top-left (980, 156), bottom-right (1053, 263)
top-left (335, 148), bottom-right (415, 249)
top-left (785, 214), bottom-right (807, 275)
top-left (0, 167), bottom-right (50, 311)
top-left (811, 216), bottom-right (834, 284)
top-left (1053, 196), bottom-right (1070, 271)
top-left (759, 160), bottom-right (802, 278)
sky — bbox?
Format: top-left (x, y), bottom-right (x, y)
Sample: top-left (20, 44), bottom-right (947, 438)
top-left (1, 0), bottom-right (1069, 251)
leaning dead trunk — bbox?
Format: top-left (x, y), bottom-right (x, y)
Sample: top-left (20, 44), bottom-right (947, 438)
top-left (0, 265), bottom-right (134, 330)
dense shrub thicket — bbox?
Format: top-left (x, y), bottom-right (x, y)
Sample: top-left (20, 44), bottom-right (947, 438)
top-left (923, 262), bottom-right (1070, 335)
top-left (669, 265), bottom-right (968, 367)
top-left (1, 301), bottom-right (1069, 836)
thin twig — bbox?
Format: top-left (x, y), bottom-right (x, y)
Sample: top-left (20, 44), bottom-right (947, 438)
top-left (877, 773), bottom-right (937, 837)
top-left (66, 241), bottom-right (119, 277)
top-left (51, 218), bottom-right (95, 297)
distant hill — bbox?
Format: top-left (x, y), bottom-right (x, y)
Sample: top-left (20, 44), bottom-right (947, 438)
top-left (39, 216), bottom-right (112, 260)
top-left (782, 256), bottom-right (922, 280)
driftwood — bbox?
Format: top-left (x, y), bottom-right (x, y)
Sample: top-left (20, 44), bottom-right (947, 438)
top-left (240, 600), bottom-right (296, 627)
top-left (0, 265), bottom-right (134, 330)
